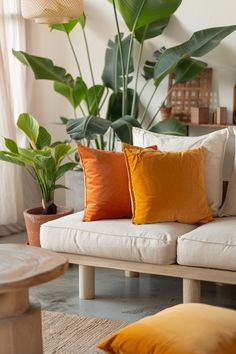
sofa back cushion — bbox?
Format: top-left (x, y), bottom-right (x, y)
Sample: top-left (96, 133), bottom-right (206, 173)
top-left (133, 127), bottom-right (228, 215)
top-left (220, 127), bottom-right (236, 216)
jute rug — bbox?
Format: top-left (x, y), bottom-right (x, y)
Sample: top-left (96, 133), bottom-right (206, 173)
top-left (42, 311), bottom-right (128, 354)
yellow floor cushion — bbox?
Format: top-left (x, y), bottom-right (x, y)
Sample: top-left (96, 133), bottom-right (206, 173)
top-left (98, 303), bottom-right (236, 354)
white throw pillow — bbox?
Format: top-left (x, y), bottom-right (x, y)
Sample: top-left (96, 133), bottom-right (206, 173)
top-left (133, 127), bottom-right (229, 215)
top-left (219, 127), bottom-right (236, 216)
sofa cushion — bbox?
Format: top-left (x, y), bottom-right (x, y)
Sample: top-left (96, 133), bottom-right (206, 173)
top-left (220, 127), bottom-right (236, 216)
top-left (133, 127), bottom-right (228, 215)
top-left (98, 304), bottom-right (236, 354)
top-left (40, 212), bottom-right (196, 265)
top-left (177, 217), bottom-right (236, 271)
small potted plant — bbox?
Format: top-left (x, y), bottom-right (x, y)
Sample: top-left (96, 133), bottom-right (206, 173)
top-left (160, 102), bottom-right (172, 121)
top-left (0, 113), bottom-right (77, 246)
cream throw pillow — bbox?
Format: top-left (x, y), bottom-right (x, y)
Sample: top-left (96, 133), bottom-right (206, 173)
top-left (133, 127), bottom-right (229, 215)
top-left (220, 127), bottom-right (236, 216)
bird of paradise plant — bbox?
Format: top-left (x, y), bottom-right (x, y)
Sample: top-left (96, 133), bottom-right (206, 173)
top-left (13, 0), bottom-right (236, 149)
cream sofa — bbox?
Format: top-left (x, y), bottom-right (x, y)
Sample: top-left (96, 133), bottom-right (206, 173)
top-left (40, 127), bottom-right (236, 303)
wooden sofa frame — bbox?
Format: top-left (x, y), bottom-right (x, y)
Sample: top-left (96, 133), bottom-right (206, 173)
top-left (60, 253), bottom-right (236, 303)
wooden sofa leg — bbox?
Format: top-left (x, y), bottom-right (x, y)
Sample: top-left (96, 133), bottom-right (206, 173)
top-left (124, 271), bottom-right (139, 278)
top-left (183, 279), bottom-right (201, 303)
top-left (79, 265), bottom-right (95, 300)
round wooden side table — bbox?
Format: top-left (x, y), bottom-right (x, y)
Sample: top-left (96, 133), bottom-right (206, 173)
top-left (0, 244), bottom-right (68, 354)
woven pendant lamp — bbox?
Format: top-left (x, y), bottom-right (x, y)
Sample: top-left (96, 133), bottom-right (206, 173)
top-left (21, 0), bottom-right (83, 24)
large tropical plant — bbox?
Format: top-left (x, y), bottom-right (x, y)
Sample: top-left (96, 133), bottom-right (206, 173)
top-left (0, 114), bottom-right (76, 214)
top-left (13, 1), bottom-right (236, 148)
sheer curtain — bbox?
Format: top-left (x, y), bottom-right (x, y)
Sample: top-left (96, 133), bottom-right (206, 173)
top-left (0, 0), bottom-right (38, 235)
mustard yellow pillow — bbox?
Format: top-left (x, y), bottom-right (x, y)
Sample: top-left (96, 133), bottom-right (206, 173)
top-left (98, 304), bottom-right (236, 354)
top-left (124, 146), bottom-right (212, 225)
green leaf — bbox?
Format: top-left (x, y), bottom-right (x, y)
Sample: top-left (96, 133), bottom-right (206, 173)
top-left (106, 89), bottom-right (139, 122)
top-left (51, 139), bottom-right (70, 148)
top-left (56, 162), bottom-right (77, 180)
top-left (54, 77), bottom-right (87, 109)
top-left (17, 113), bottom-right (39, 147)
top-left (173, 58), bottom-right (208, 83)
top-left (102, 34), bottom-right (134, 91)
top-left (86, 85), bottom-right (105, 115)
top-left (54, 184), bottom-right (70, 190)
top-left (36, 127), bottom-right (51, 149)
top-left (18, 148), bottom-right (51, 165)
top-left (66, 117), bottom-right (111, 141)
top-left (49, 15), bottom-right (85, 33)
top-left (0, 151), bottom-right (25, 166)
top-left (111, 116), bottom-right (141, 144)
top-left (135, 17), bottom-right (170, 42)
top-left (34, 155), bottom-right (56, 176)
top-left (13, 50), bottom-right (72, 85)
top-left (154, 26), bottom-right (236, 87)
top-left (142, 47), bottom-right (166, 80)
top-left (150, 117), bottom-right (187, 136)
top-left (109, 0), bottom-right (181, 31)
top-left (58, 117), bottom-right (70, 125)
top-left (54, 144), bottom-right (72, 166)
top-left (142, 60), bottom-right (155, 80)
top-left (4, 138), bottom-right (18, 154)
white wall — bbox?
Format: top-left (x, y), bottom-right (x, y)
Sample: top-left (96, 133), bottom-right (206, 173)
top-left (26, 0), bottom-right (236, 203)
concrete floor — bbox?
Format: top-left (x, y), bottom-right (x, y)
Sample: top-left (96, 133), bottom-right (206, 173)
top-left (1, 233), bottom-right (236, 322)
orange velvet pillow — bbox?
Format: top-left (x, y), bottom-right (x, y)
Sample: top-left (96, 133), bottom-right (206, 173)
top-left (123, 146), bottom-right (213, 225)
top-left (78, 144), bottom-right (156, 222)
top-left (98, 304), bottom-right (236, 354)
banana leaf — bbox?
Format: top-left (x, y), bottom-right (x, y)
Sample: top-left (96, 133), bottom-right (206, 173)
top-left (13, 50), bottom-right (72, 85)
top-left (66, 117), bottom-right (111, 141)
top-left (106, 89), bottom-right (139, 122)
top-left (54, 77), bottom-right (87, 109)
top-left (135, 17), bottom-right (170, 43)
top-left (86, 85), bottom-right (105, 115)
top-left (111, 115), bottom-right (141, 144)
top-left (150, 117), bottom-right (187, 136)
top-left (102, 34), bottom-right (134, 91)
top-left (108, 0), bottom-right (181, 31)
top-left (154, 26), bottom-right (236, 87)
top-left (49, 15), bottom-right (86, 33)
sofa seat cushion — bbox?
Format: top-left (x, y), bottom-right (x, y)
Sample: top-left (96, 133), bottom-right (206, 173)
top-left (40, 212), bottom-right (196, 265)
top-left (177, 217), bottom-right (236, 271)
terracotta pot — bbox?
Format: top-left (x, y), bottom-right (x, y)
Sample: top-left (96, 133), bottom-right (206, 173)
top-left (23, 206), bottom-right (74, 247)
top-left (160, 107), bottom-right (172, 121)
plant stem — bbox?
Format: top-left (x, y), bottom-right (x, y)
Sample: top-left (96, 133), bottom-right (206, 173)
top-left (67, 33), bottom-right (83, 78)
top-left (73, 108), bottom-right (78, 119)
top-left (131, 27), bottom-right (147, 117)
top-left (66, 33), bottom-right (87, 116)
top-left (99, 135), bottom-right (105, 150)
top-left (125, 0), bottom-right (146, 115)
top-left (140, 86), bottom-right (157, 126)
top-left (111, 0), bottom-right (126, 116)
top-left (112, 130), bottom-right (116, 151)
top-left (99, 87), bottom-right (109, 111)
top-left (82, 27), bottom-right (100, 117)
top-left (139, 80), bottom-right (149, 98)
top-left (124, 33), bottom-right (134, 115)
top-left (147, 86), bottom-right (175, 130)
top-left (95, 138), bottom-right (100, 149)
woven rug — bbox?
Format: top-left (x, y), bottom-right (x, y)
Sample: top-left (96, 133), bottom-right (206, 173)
top-left (42, 311), bottom-right (128, 354)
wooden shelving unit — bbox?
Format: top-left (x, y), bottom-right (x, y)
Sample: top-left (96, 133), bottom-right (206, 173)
top-left (181, 122), bottom-right (230, 128)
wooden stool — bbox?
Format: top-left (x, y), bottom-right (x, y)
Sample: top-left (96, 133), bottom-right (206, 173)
top-left (0, 244), bottom-right (68, 354)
